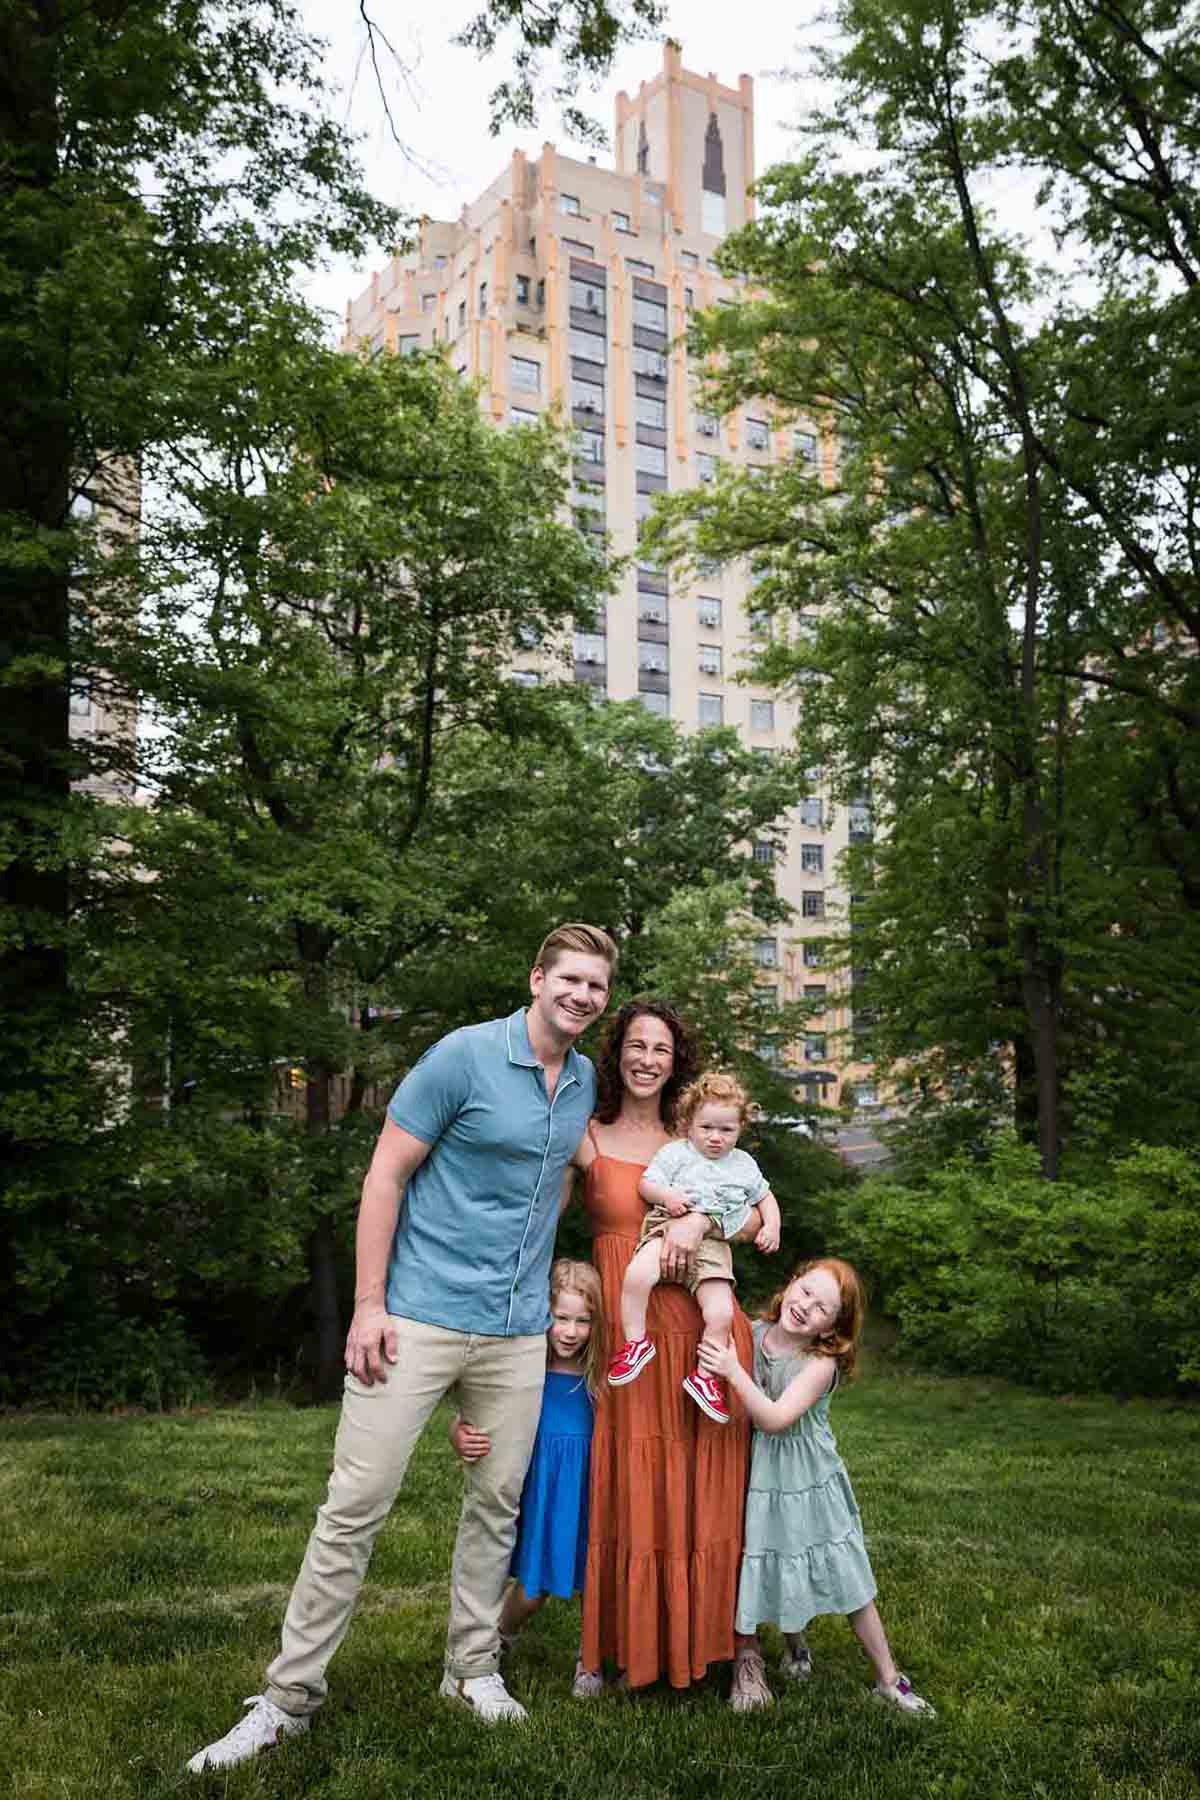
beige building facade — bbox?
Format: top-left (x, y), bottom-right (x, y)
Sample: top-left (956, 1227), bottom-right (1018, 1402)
top-left (344, 44), bottom-right (875, 1110)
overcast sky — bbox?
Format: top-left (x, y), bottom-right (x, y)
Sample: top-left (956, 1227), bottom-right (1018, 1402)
top-left (298, 0), bottom-right (839, 327)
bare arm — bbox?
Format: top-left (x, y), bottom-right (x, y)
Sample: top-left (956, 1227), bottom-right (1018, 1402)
top-left (754, 1189), bottom-right (781, 1254)
top-left (729, 1205), bottom-right (763, 1244)
top-left (559, 1163), bottom-right (578, 1216)
top-left (344, 1119), bottom-right (432, 1385)
top-left (697, 1340), bottom-right (834, 1431)
top-left (659, 1208), bottom-right (707, 1280)
top-left (638, 1171), bottom-right (692, 1217)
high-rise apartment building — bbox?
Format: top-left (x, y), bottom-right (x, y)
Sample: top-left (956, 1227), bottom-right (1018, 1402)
top-left (344, 43), bottom-right (874, 1110)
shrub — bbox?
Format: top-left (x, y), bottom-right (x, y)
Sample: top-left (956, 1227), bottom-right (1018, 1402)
top-left (1, 1304), bottom-right (212, 1411)
top-left (832, 1134), bottom-right (1200, 1395)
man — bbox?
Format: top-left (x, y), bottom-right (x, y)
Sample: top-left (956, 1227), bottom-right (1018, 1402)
top-left (187, 923), bottom-right (616, 1771)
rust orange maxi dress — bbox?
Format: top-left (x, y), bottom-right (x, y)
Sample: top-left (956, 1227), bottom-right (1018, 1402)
top-left (580, 1137), bottom-right (755, 1688)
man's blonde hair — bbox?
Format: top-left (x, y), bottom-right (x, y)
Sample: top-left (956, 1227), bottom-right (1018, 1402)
top-left (534, 922), bottom-right (618, 977)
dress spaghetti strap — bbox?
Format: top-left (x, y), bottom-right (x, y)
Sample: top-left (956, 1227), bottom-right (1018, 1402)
top-left (586, 1119), bottom-right (602, 1156)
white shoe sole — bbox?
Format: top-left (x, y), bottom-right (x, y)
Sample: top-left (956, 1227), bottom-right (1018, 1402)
top-left (608, 1344), bottom-right (656, 1386)
top-left (438, 1676), bottom-right (527, 1723)
top-left (682, 1375), bottom-right (730, 1423)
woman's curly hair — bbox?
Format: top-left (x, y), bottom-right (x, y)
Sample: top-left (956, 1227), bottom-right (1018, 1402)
top-left (593, 998), bottom-right (700, 1131)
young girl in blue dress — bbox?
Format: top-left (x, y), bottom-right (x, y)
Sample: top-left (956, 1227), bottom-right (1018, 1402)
top-left (450, 1258), bottom-right (605, 1698)
top-left (698, 1257), bottom-right (936, 1717)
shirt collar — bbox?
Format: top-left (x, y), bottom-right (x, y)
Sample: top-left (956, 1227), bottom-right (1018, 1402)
top-left (505, 1006), bottom-right (583, 1081)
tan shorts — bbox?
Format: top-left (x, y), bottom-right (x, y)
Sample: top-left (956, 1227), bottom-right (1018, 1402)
top-left (637, 1206), bottom-right (735, 1293)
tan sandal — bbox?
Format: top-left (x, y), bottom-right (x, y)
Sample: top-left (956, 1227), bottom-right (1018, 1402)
top-left (730, 1649), bottom-right (774, 1713)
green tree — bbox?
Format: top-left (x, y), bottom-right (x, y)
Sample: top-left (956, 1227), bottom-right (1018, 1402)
top-left (646, 0), bottom-right (1200, 1175)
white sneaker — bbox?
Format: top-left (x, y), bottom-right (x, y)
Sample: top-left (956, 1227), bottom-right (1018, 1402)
top-left (185, 1695), bottom-right (308, 1772)
top-left (439, 1670), bottom-right (528, 1722)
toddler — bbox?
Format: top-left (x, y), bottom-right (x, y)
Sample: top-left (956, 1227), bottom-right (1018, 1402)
top-left (607, 1070), bottom-right (780, 1424)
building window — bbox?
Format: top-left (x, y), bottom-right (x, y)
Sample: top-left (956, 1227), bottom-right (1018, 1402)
top-left (632, 344), bottom-right (667, 381)
top-left (69, 682), bottom-right (92, 718)
top-left (696, 411), bottom-right (719, 439)
top-left (697, 452), bottom-right (719, 483)
top-left (613, 209), bottom-right (632, 232)
top-left (801, 891), bottom-right (825, 919)
top-left (697, 596), bottom-right (721, 630)
top-left (849, 802), bottom-right (873, 841)
top-left (572, 377), bottom-right (604, 414)
top-left (702, 189), bottom-right (727, 237)
top-left (752, 841), bottom-right (775, 865)
top-left (794, 427), bottom-right (818, 462)
top-left (699, 692), bottom-right (723, 726)
top-left (680, 249), bottom-right (699, 268)
top-left (570, 328), bottom-right (608, 365)
top-left (804, 1034), bottom-right (827, 1062)
top-left (435, 254), bottom-right (448, 270)
top-left (422, 292), bottom-right (436, 313)
top-left (698, 644), bottom-right (722, 676)
top-left (575, 428), bottom-right (604, 463)
top-left (749, 608), bottom-right (771, 638)
top-left (638, 592), bottom-right (667, 624)
top-left (561, 236), bottom-right (595, 255)
top-left (511, 356), bottom-right (540, 392)
top-left (457, 299), bottom-right (466, 329)
top-left (798, 796), bottom-right (823, 828)
top-left (561, 192), bottom-right (581, 215)
top-left (509, 406), bottom-right (539, 427)
top-left (684, 286), bottom-right (695, 311)
top-left (804, 983), bottom-right (828, 1005)
top-left (801, 843), bottom-right (824, 875)
top-left (746, 417), bottom-right (770, 451)
top-left (515, 274), bottom-right (531, 306)
top-left (626, 256), bottom-right (655, 275)
top-left (803, 941), bottom-right (824, 967)
top-left (639, 690), bottom-right (669, 717)
top-left (397, 334), bottom-right (421, 357)
top-left (855, 1082), bottom-right (879, 1108)
top-left (478, 280), bottom-right (488, 315)
top-left (754, 938), bottom-right (778, 968)
top-left (636, 392), bottom-right (666, 430)
top-left (536, 278), bottom-right (545, 308)
top-left (574, 631), bottom-right (606, 665)
top-left (509, 670), bottom-right (541, 687)
top-left (706, 256), bottom-right (721, 272)
top-left (638, 642), bottom-right (669, 673)
top-left (751, 699), bottom-right (775, 733)
top-left (636, 442), bottom-right (667, 476)
top-left (634, 297), bottom-right (669, 333)
top-left (570, 278), bottom-right (606, 316)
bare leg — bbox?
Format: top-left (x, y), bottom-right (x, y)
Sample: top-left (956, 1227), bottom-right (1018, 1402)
top-left (620, 1237), bottom-right (664, 1343)
top-left (848, 1600), bottom-right (899, 1687)
top-left (694, 1277), bottom-right (734, 1349)
top-left (498, 1582), bottom-right (546, 1642)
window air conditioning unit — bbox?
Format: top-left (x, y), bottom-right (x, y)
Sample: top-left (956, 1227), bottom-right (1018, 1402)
top-left (698, 419), bottom-right (717, 437)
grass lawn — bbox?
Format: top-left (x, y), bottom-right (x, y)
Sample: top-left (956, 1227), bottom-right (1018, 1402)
top-left (2, 1365), bottom-right (1198, 1799)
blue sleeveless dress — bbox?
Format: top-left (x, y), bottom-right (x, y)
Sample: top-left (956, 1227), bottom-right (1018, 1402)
top-left (511, 1370), bottom-right (594, 1599)
top-left (736, 1322), bottom-right (877, 1632)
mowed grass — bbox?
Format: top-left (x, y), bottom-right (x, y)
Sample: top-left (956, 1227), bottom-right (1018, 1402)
top-left (2, 1368), bottom-right (1198, 1800)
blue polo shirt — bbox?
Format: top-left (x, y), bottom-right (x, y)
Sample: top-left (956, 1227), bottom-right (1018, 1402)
top-left (384, 1008), bottom-right (596, 1336)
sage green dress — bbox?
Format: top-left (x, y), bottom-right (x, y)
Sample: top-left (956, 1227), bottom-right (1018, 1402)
top-left (735, 1322), bottom-right (877, 1633)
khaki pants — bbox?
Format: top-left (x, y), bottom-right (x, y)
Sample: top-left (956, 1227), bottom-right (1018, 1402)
top-left (264, 1316), bottom-right (546, 1715)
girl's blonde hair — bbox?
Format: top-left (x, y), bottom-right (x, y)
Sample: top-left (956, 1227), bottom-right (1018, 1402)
top-left (762, 1257), bottom-right (867, 1381)
top-left (676, 1069), bottom-right (753, 1132)
top-left (548, 1258), bottom-right (606, 1398)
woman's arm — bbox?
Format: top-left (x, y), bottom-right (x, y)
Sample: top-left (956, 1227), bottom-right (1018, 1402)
top-left (697, 1340), bottom-right (834, 1432)
top-left (659, 1208), bottom-right (708, 1281)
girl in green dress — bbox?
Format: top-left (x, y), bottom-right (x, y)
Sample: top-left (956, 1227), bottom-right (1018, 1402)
top-left (697, 1257), bottom-right (936, 1717)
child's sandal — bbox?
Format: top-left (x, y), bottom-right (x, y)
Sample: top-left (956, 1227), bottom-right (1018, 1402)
top-left (571, 1660), bottom-right (604, 1699)
top-left (729, 1649), bottom-right (774, 1713)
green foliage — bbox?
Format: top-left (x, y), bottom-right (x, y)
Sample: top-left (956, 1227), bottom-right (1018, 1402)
top-left (835, 1135), bottom-right (1200, 1394)
top-left (3, 1305), bottom-right (212, 1412)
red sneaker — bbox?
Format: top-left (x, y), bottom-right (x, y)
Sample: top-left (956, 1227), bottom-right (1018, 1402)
top-left (682, 1369), bottom-right (730, 1423)
top-left (608, 1336), bottom-right (657, 1386)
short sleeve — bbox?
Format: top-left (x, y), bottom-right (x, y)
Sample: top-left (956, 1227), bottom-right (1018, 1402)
top-left (737, 1150), bottom-right (771, 1205)
top-left (643, 1140), bottom-right (688, 1187)
top-left (387, 1030), bottom-right (471, 1146)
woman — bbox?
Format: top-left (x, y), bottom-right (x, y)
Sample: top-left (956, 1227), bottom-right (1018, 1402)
top-left (576, 999), bottom-right (763, 1690)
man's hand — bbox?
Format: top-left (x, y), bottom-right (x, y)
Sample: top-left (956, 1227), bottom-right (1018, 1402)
top-left (661, 1210), bottom-right (707, 1281)
top-left (449, 1417), bottom-right (492, 1463)
top-left (664, 1187), bottom-right (692, 1218)
top-left (344, 1300), bottom-right (398, 1386)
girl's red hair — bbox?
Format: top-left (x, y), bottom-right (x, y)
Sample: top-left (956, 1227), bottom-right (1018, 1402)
top-left (762, 1257), bottom-right (866, 1380)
